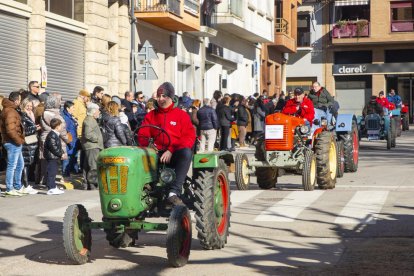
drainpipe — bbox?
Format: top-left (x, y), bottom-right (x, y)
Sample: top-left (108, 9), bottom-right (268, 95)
top-left (130, 0), bottom-right (136, 92)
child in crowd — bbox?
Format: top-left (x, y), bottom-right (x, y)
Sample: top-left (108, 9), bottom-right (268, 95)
top-left (43, 118), bottom-right (64, 195)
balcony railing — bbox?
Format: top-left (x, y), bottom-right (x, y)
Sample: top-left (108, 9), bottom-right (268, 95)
top-left (184, 0), bottom-right (200, 15)
top-left (391, 20), bottom-right (414, 32)
top-left (275, 18), bottom-right (288, 34)
top-left (135, 0), bottom-right (181, 16)
top-left (332, 20), bottom-right (370, 38)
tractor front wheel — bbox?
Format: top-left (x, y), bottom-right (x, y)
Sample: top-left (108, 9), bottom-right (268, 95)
top-left (166, 205), bottom-right (192, 267)
top-left (256, 167), bottom-right (278, 189)
top-left (302, 150), bottom-right (317, 191)
top-left (391, 118), bottom-right (397, 148)
top-left (235, 153), bottom-right (250, 190)
top-left (63, 204), bottom-right (92, 265)
top-left (315, 132), bottom-right (337, 189)
top-left (194, 160), bottom-right (230, 250)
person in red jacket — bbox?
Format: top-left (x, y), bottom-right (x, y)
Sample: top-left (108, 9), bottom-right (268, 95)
top-left (138, 82), bottom-right (196, 206)
top-left (376, 91), bottom-right (394, 111)
top-left (282, 88), bottom-right (315, 125)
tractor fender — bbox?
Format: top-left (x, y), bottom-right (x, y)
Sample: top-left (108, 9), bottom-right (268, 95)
top-left (335, 114), bottom-right (355, 133)
top-left (311, 127), bottom-right (326, 147)
top-left (193, 151), bottom-right (234, 169)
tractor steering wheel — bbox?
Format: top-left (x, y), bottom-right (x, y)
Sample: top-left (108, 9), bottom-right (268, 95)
top-left (135, 124), bottom-right (171, 152)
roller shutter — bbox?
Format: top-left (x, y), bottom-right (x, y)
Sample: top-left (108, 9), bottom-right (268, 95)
top-left (46, 25), bottom-right (84, 101)
top-left (0, 12), bottom-right (28, 94)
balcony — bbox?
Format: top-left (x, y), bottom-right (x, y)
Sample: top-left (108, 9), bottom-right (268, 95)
top-left (188, 0), bottom-right (218, 37)
top-left (215, 0), bottom-right (273, 43)
top-left (135, 0), bottom-right (200, 32)
top-left (270, 18), bottom-right (296, 53)
top-left (332, 20), bottom-right (370, 39)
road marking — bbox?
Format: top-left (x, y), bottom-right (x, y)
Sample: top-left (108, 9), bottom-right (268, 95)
top-left (231, 190), bottom-right (263, 208)
top-left (37, 200), bottom-right (101, 218)
top-left (254, 190), bottom-right (325, 222)
top-left (334, 191), bottom-right (389, 224)
top-left (337, 185), bottom-right (414, 189)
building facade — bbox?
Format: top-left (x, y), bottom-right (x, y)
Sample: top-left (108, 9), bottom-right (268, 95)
top-left (0, 0), bottom-right (130, 100)
top-left (325, 0), bottom-right (414, 120)
top-left (135, 0), bottom-right (274, 99)
top-left (286, 0), bottom-right (323, 93)
top-left (262, 0), bottom-right (301, 96)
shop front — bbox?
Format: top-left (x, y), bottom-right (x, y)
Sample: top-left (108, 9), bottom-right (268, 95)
top-left (332, 62), bottom-right (414, 121)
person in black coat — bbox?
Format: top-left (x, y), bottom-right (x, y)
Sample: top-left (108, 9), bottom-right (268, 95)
top-left (217, 95), bottom-right (234, 151)
top-left (19, 97), bottom-right (40, 194)
top-left (197, 98), bottom-right (219, 152)
top-left (237, 97), bottom-right (249, 147)
top-left (43, 118), bottom-right (64, 195)
top-left (104, 101), bottom-right (128, 148)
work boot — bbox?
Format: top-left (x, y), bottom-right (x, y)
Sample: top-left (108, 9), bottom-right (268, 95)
top-left (167, 195), bottom-right (185, 207)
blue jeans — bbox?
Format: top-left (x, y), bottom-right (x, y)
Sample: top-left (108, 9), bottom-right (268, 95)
top-left (62, 147), bottom-right (80, 176)
top-left (3, 143), bottom-right (24, 192)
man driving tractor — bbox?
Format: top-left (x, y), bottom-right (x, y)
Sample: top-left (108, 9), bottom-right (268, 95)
top-left (363, 96), bottom-right (384, 117)
top-left (308, 82), bottom-right (335, 113)
top-left (138, 82), bottom-right (196, 207)
top-left (282, 87), bottom-right (315, 125)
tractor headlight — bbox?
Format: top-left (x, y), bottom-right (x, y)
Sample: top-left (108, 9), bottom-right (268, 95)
top-left (160, 168), bottom-right (176, 184)
top-left (321, 119), bottom-right (328, 126)
top-left (361, 120), bottom-right (365, 125)
top-left (380, 119), bottom-right (385, 125)
top-left (300, 125), bottom-right (310, 135)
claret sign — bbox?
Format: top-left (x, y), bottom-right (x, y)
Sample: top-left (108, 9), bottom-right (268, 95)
top-left (332, 62), bottom-right (414, 75)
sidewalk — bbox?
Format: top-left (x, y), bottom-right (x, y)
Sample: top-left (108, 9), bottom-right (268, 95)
top-left (0, 170), bottom-right (85, 192)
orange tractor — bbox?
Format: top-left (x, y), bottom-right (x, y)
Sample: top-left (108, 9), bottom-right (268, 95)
top-left (235, 113), bottom-right (338, 191)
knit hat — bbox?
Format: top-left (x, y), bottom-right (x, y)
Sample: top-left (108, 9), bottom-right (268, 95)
top-left (86, 102), bottom-right (99, 116)
top-left (39, 92), bottom-right (49, 103)
top-left (157, 82), bottom-right (175, 99)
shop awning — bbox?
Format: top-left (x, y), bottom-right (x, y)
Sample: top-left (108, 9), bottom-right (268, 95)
top-left (335, 0), bottom-right (369, 6)
top-left (297, 5), bottom-right (314, 13)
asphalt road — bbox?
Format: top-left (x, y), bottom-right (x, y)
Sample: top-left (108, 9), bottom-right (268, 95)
top-left (1, 128), bottom-right (414, 276)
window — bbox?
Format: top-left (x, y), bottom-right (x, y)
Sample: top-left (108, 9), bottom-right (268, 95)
top-left (45, 0), bottom-right (84, 22)
top-left (333, 3), bottom-right (370, 22)
top-left (297, 14), bottom-right (311, 47)
top-left (391, 1), bottom-right (414, 32)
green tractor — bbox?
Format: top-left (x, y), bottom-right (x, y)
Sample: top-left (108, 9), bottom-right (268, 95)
top-left (63, 125), bottom-right (232, 267)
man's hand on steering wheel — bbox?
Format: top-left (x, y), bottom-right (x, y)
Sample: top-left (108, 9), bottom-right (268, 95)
top-left (160, 150), bottom-right (172, 163)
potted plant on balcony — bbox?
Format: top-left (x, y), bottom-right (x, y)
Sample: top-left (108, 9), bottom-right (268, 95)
top-left (356, 19), bottom-right (369, 37)
top-left (334, 20), bottom-right (349, 38)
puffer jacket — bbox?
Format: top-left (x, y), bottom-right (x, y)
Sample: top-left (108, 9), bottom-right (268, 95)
top-left (20, 111), bottom-right (38, 165)
top-left (197, 105), bottom-right (218, 130)
top-left (44, 131), bottom-right (63, 160)
top-left (0, 99), bottom-right (25, 145)
top-left (104, 115), bottom-right (127, 148)
top-left (308, 87), bottom-right (335, 109)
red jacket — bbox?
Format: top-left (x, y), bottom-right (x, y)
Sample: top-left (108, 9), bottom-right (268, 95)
top-left (138, 103), bottom-right (196, 153)
top-left (376, 97), bottom-right (394, 110)
top-left (282, 97), bottom-right (315, 124)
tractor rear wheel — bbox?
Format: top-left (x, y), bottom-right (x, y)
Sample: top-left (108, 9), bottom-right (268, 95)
top-left (194, 160), bottom-right (230, 250)
top-left (166, 205), bottom-right (192, 267)
top-left (63, 204), bottom-right (92, 265)
top-left (315, 132), bottom-right (337, 189)
top-left (336, 140), bottom-right (345, 178)
top-left (302, 150), bottom-right (316, 191)
top-left (341, 121), bottom-right (359, 172)
top-left (235, 153), bottom-right (250, 190)
top-left (256, 167), bottom-right (278, 189)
